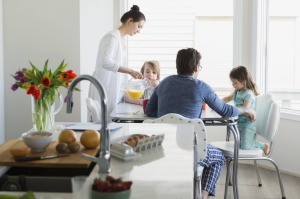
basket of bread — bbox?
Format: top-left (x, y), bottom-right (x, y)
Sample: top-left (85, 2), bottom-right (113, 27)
top-left (122, 134), bottom-right (165, 153)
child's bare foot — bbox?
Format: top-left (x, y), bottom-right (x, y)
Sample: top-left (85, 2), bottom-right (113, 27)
top-left (264, 143), bottom-right (270, 155)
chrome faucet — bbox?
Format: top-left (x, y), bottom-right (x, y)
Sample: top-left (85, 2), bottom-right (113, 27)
top-left (66, 74), bottom-right (111, 174)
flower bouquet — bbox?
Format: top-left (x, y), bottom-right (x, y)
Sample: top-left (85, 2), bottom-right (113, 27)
top-left (11, 59), bottom-right (78, 131)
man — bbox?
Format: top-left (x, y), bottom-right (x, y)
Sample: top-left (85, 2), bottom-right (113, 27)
top-left (146, 48), bottom-right (254, 199)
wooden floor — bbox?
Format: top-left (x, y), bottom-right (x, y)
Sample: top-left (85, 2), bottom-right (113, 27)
top-left (213, 163), bottom-right (300, 199)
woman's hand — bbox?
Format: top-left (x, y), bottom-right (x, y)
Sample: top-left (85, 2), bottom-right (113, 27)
top-left (118, 67), bottom-right (142, 79)
top-left (129, 69), bottom-right (142, 79)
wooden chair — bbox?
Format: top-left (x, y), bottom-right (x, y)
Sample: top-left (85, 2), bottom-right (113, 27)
top-left (143, 113), bottom-right (207, 199)
top-left (210, 93), bottom-right (286, 199)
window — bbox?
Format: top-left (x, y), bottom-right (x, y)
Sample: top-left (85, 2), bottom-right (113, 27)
top-left (267, 0), bottom-right (300, 113)
top-left (126, 0), bottom-right (234, 98)
top-left (124, 0), bottom-right (300, 120)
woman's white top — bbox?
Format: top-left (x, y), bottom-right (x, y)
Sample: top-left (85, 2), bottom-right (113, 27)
top-left (89, 29), bottom-right (127, 117)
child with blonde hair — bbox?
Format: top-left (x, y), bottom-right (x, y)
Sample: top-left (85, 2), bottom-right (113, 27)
top-left (125, 60), bottom-right (160, 105)
top-left (223, 65), bottom-right (269, 155)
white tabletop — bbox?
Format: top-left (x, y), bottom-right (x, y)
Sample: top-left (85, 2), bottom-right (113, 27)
top-left (110, 102), bottom-right (237, 123)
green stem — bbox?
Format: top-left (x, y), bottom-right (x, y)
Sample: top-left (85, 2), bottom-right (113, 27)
top-left (33, 96), bottom-right (55, 131)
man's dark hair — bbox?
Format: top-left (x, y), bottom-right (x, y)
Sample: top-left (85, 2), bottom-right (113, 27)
top-left (176, 48), bottom-right (201, 75)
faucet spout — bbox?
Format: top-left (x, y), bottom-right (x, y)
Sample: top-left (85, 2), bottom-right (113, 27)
top-left (66, 74), bottom-right (111, 173)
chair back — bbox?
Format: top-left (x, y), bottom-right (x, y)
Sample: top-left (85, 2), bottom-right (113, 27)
top-left (143, 113), bottom-right (207, 162)
top-left (255, 93), bottom-right (280, 143)
top-left (86, 98), bottom-right (100, 122)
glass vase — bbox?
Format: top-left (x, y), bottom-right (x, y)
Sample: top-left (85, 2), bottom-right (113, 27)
top-left (32, 93), bottom-right (63, 132)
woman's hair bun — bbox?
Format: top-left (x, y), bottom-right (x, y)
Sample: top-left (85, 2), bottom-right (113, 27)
top-left (131, 5), bottom-right (140, 12)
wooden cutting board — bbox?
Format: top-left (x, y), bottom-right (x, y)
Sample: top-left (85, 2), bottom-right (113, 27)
top-left (0, 140), bottom-right (99, 168)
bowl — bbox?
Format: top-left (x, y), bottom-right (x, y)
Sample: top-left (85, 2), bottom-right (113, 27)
top-left (22, 131), bottom-right (53, 152)
top-left (91, 189), bottom-right (131, 199)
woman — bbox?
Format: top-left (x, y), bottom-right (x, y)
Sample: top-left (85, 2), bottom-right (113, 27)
top-left (88, 5), bottom-right (146, 118)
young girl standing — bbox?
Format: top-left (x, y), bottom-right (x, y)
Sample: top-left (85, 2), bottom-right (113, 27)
top-left (223, 66), bottom-right (270, 154)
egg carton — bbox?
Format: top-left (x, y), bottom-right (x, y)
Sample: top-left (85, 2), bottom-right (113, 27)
top-left (132, 134), bottom-right (165, 153)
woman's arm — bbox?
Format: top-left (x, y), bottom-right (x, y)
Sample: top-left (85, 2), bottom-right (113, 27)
top-left (118, 66), bottom-right (142, 79)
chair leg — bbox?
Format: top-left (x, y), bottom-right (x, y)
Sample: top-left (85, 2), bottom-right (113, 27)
top-left (228, 160), bottom-right (233, 186)
top-left (264, 159), bottom-right (286, 199)
top-left (224, 159), bottom-right (232, 199)
top-left (198, 177), bottom-right (202, 199)
top-left (254, 160), bottom-right (262, 187)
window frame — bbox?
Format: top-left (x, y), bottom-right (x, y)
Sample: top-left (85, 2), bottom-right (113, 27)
top-left (253, 0), bottom-right (300, 121)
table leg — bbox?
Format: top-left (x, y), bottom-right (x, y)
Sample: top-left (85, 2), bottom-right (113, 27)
top-left (228, 124), bottom-right (239, 199)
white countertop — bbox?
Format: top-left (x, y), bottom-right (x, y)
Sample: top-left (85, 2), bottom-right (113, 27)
top-left (0, 123), bottom-right (195, 199)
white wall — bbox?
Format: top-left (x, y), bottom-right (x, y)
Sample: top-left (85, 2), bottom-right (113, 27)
top-left (3, 0), bottom-right (115, 139)
top-left (3, 0), bottom-right (81, 139)
top-left (79, 0), bottom-right (113, 122)
top-left (0, 0), bottom-right (4, 144)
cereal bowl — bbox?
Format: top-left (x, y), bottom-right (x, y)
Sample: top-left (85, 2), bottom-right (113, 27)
top-left (22, 131), bottom-right (53, 152)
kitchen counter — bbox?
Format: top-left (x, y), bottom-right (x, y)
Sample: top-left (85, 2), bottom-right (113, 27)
top-left (0, 123), bottom-right (194, 199)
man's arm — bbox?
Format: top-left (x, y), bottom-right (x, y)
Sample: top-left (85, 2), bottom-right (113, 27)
top-left (145, 90), bottom-right (158, 117)
top-left (206, 91), bottom-right (240, 117)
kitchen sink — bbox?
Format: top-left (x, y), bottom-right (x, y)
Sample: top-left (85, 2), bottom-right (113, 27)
top-left (0, 162), bottom-right (96, 192)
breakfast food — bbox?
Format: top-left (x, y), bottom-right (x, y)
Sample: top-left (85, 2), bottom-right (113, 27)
top-left (122, 134), bottom-right (149, 148)
top-left (9, 147), bottom-right (31, 158)
top-left (80, 130), bottom-right (100, 149)
top-left (126, 89), bottom-right (144, 100)
top-left (55, 143), bottom-right (69, 153)
top-left (27, 134), bottom-right (49, 138)
top-left (92, 175), bottom-right (132, 192)
top-left (58, 129), bottom-right (77, 145)
top-left (56, 142), bottom-right (81, 153)
top-left (69, 142), bottom-right (81, 153)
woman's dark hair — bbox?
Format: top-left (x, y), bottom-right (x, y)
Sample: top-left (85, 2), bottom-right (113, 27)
top-left (176, 48), bottom-right (201, 75)
top-left (120, 5), bottom-right (146, 23)
top-left (230, 66), bottom-right (259, 95)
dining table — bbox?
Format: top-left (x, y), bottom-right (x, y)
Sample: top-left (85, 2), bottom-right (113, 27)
top-left (110, 102), bottom-right (240, 199)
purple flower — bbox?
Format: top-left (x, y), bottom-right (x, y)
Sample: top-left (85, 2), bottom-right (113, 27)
top-left (15, 71), bottom-right (24, 79)
top-left (20, 77), bottom-right (29, 83)
top-left (11, 83), bottom-right (19, 91)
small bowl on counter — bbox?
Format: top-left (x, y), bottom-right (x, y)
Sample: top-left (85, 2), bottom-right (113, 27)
top-left (91, 176), bottom-right (132, 199)
top-left (22, 131), bottom-right (53, 152)
top-left (91, 189), bottom-right (131, 199)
